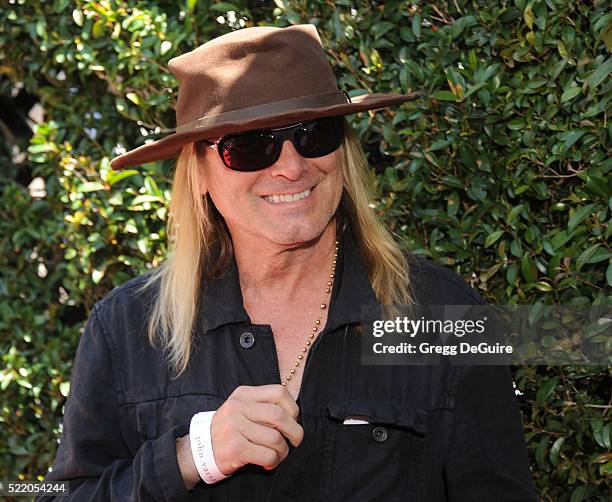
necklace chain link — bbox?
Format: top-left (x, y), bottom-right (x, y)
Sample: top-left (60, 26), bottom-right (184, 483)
top-left (280, 239), bottom-right (339, 387)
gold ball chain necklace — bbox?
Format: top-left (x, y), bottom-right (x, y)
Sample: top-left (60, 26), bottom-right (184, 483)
top-left (280, 238), bottom-right (339, 387)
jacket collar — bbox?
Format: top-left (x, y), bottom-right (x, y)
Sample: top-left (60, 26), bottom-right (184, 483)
top-left (197, 223), bottom-right (378, 334)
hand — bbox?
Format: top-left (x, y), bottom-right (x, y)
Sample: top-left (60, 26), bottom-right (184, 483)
top-left (211, 384), bottom-right (304, 475)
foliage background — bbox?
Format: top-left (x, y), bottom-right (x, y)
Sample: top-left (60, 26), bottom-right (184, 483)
top-left (1, 0), bottom-right (610, 500)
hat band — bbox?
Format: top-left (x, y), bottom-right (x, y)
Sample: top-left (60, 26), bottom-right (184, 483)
top-left (175, 90), bottom-right (350, 134)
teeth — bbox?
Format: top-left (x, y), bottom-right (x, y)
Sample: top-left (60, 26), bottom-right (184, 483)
top-left (264, 189), bottom-right (311, 204)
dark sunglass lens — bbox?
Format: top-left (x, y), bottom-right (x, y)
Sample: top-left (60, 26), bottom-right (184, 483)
top-left (295, 116), bottom-right (344, 158)
top-left (221, 132), bottom-right (278, 171)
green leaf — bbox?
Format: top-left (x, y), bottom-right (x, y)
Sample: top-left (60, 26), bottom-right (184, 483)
top-left (506, 263), bottom-right (518, 284)
top-left (560, 129), bottom-right (587, 151)
top-left (485, 230), bottom-right (504, 248)
top-left (584, 317), bottom-right (612, 339)
top-left (536, 377), bottom-right (559, 405)
top-left (72, 9), bottom-right (84, 27)
top-left (209, 2), bottom-right (240, 12)
top-left (543, 241), bottom-right (554, 255)
top-left (535, 281), bottom-right (552, 292)
top-left (570, 485), bottom-right (589, 502)
top-left (579, 245), bottom-right (611, 269)
top-left (586, 58), bottom-right (612, 90)
top-left (462, 82), bottom-right (486, 99)
top-left (92, 19), bottom-right (105, 38)
top-left (507, 119), bottom-right (524, 130)
top-left (557, 40), bottom-right (570, 59)
top-left (440, 175), bottom-right (464, 189)
top-left (144, 176), bottom-right (162, 197)
top-left (107, 169), bottom-right (139, 186)
top-left (550, 230), bottom-right (573, 250)
top-left (160, 40), bottom-right (173, 56)
top-left (59, 381), bottom-right (70, 397)
top-left (576, 244), bottom-right (600, 271)
top-left (449, 16), bottom-right (478, 40)
top-left (521, 254), bottom-right (538, 283)
top-left (550, 437), bottom-right (564, 466)
top-left (371, 22), bottom-right (395, 40)
top-left (535, 435), bottom-right (550, 468)
top-left (131, 195), bottom-right (163, 205)
top-left (507, 205), bottom-right (524, 224)
top-left (28, 144), bottom-right (56, 154)
top-left (126, 92), bottom-right (140, 105)
top-left (523, 4), bottom-right (534, 30)
top-left (567, 204), bottom-right (596, 232)
top-left (92, 268), bottom-right (105, 284)
top-left (77, 182), bottom-right (105, 193)
top-left (411, 14), bottom-right (421, 39)
top-left (602, 24), bottom-right (612, 52)
top-left (561, 87), bottom-right (581, 103)
top-left (432, 91), bottom-right (458, 101)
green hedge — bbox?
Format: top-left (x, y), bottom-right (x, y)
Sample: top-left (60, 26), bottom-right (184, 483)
top-left (1, 1), bottom-right (610, 500)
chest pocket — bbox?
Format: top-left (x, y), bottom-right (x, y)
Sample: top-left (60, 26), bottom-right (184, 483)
top-left (325, 399), bottom-right (428, 502)
top-left (136, 393), bottom-right (225, 441)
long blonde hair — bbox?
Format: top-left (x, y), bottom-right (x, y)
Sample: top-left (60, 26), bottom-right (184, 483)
top-left (135, 117), bottom-right (413, 378)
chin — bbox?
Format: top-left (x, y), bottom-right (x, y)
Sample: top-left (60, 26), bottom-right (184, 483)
top-left (263, 219), bottom-right (331, 246)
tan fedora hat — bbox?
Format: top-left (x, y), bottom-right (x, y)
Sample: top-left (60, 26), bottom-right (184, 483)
top-left (109, 23), bottom-right (418, 170)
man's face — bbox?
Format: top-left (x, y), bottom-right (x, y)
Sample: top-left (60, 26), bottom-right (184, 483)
top-left (198, 132), bottom-right (344, 247)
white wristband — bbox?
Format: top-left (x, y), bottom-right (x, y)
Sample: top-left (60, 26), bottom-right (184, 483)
top-left (189, 411), bottom-right (229, 484)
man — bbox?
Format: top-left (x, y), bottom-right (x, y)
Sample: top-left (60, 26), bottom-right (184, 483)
top-left (39, 24), bottom-right (537, 501)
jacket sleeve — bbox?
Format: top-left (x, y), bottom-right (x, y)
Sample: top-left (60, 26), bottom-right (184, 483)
top-left (36, 304), bottom-right (199, 502)
top-left (443, 364), bottom-right (539, 501)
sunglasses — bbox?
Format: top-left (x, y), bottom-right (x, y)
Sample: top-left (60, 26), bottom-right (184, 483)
top-left (198, 115), bottom-right (344, 172)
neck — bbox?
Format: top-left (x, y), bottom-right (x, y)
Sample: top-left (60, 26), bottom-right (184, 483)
top-left (232, 220), bottom-right (338, 302)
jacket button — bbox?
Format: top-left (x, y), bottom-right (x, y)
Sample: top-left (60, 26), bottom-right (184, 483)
top-left (239, 332), bottom-right (255, 349)
top-left (372, 426), bottom-right (388, 442)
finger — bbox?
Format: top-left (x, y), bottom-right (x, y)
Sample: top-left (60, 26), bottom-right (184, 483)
top-left (241, 384), bottom-right (300, 419)
top-left (241, 440), bottom-right (282, 471)
top-left (241, 420), bottom-right (290, 462)
top-left (243, 402), bottom-right (304, 447)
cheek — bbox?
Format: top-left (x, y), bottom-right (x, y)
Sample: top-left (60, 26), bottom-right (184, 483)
top-left (324, 157), bottom-right (344, 196)
top-left (323, 150), bottom-right (342, 173)
top-left (207, 180), bottom-right (240, 215)
top-left (204, 166), bottom-right (258, 217)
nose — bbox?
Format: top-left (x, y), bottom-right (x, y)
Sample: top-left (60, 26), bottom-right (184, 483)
top-left (267, 139), bottom-right (308, 181)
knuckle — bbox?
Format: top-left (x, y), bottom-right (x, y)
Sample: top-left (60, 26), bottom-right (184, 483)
top-left (270, 429), bottom-right (285, 447)
top-left (224, 396), bottom-right (242, 414)
top-left (268, 405), bottom-right (284, 422)
top-left (222, 397), bottom-right (235, 411)
top-left (264, 449), bottom-right (279, 466)
top-left (292, 402), bottom-right (300, 417)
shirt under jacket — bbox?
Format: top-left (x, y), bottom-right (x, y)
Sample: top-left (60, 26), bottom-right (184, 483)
top-left (38, 224), bottom-right (538, 501)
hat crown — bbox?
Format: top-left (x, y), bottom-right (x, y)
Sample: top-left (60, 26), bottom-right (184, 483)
top-left (168, 24), bottom-right (339, 128)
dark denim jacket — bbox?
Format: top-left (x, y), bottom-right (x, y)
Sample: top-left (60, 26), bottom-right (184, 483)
top-left (38, 226), bottom-right (538, 501)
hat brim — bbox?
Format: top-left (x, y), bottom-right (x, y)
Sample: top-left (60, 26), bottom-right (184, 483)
top-left (109, 92), bottom-right (419, 169)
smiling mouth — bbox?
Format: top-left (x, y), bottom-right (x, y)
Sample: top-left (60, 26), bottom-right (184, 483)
top-left (262, 186), bottom-right (314, 204)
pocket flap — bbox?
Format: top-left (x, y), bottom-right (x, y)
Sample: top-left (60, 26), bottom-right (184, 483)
top-left (136, 394), bottom-right (225, 440)
top-left (136, 400), bottom-right (159, 439)
top-left (326, 399), bottom-right (428, 434)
